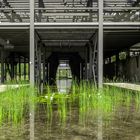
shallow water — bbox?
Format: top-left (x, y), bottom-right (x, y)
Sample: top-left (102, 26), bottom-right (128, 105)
top-left (0, 82), bottom-right (140, 140)
top-left (1, 98), bottom-right (140, 140)
top-left (56, 79), bottom-right (72, 93)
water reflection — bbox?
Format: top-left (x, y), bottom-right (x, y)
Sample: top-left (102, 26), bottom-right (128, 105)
top-left (56, 60), bottom-right (72, 93)
top-left (57, 79), bottom-right (72, 93)
top-left (29, 103), bottom-right (35, 140)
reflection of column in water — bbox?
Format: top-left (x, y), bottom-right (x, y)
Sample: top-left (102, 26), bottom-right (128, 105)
top-left (30, 101), bottom-right (35, 140)
top-left (97, 111), bottom-right (103, 140)
top-left (97, 91), bottom-right (103, 140)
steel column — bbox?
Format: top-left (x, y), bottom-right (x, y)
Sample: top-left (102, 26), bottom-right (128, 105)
top-left (89, 43), bottom-right (92, 79)
top-left (18, 56), bottom-right (21, 80)
top-left (29, 1), bottom-right (35, 140)
top-left (30, 0), bottom-right (35, 86)
top-left (11, 60), bottom-right (15, 80)
top-left (38, 44), bottom-right (42, 87)
top-left (1, 47), bottom-right (4, 83)
top-left (15, 64), bottom-right (17, 81)
top-left (116, 53), bottom-right (119, 77)
top-left (43, 46), bottom-right (46, 84)
top-left (28, 59), bottom-right (30, 81)
top-left (24, 57), bottom-right (26, 81)
top-left (85, 46), bottom-right (88, 80)
top-left (98, 0), bottom-right (103, 88)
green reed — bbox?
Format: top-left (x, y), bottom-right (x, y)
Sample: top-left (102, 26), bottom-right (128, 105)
top-left (22, 81), bottom-right (140, 127)
top-left (0, 85), bottom-right (35, 126)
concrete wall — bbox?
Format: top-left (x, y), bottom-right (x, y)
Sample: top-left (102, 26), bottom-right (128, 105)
top-left (104, 55), bottom-right (140, 82)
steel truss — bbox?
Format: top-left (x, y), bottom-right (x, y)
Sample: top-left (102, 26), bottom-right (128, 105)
top-left (89, 32), bottom-right (98, 85)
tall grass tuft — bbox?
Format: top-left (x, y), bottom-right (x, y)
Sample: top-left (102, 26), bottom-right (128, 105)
top-left (0, 85), bottom-right (35, 126)
top-left (36, 81), bottom-right (140, 127)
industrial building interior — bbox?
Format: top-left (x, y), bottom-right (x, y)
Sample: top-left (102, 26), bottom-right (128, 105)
top-left (0, 0), bottom-right (140, 86)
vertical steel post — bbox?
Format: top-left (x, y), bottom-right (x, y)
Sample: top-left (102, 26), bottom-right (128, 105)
top-left (80, 63), bottom-right (82, 80)
top-left (85, 46), bottom-right (88, 80)
top-left (98, 0), bottom-right (103, 88)
top-left (30, 0), bottom-right (35, 86)
top-left (97, 1), bottom-right (103, 140)
top-left (24, 57), bottom-right (26, 81)
top-left (28, 59), bottom-right (30, 81)
top-left (11, 60), bottom-right (14, 80)
top-left (29, 1), bottom-right (35, 140)
top-left (89, 43), bottom-right (92, 79)
top-left (4, 61), bottom-right (7, 81)
top-left (48, 63), bottom-right (50, 84)
top-left (15, 64), bottom-right (17, 81)
top-left (38, 44), bottom-right (42, 88)
top-left (19, 56), bottom-right (21, 80)
top-left (1, 47), bottom-right (4, 83)
top-left (43, 46), bottom-right (46, 84)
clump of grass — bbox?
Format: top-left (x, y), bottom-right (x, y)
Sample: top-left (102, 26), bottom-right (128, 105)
top-left (0, 85), bottom-right (35, 126)
top-left (38, 81), bottom-right (140, 127)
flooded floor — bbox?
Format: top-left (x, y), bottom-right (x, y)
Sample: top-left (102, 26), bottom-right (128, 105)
top-left (0, 81), bottom-right (140, 140)
top-left (1, 101), bottom-right (140, 140)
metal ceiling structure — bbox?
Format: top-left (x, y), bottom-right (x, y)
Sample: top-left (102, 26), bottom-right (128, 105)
top-left (0, 0), bottom-right (139, 23)
top-left (0, 0), bottom-right (140, 86)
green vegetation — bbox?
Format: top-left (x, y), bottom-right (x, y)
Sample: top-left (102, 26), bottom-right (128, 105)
top-left (0, 85), bottom-right (35, 126)
top-left (0, 81), bottom-right (140, 128)
top-left (38, 82), bottom-right (140, 126)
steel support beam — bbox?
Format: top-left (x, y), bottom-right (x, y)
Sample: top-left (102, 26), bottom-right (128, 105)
top-left (30, 0), bottom-right (35, 86)
top-left (98, 0), bottom-right (103, 88)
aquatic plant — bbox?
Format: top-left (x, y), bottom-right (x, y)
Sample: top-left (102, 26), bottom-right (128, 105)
top-left (40, 82), bottom-right (137, 125)
top-left (0, 85), bottom-right (35, 126)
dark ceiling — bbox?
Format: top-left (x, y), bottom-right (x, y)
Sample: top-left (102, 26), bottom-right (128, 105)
top-left (0, 29), bottom-right (140, 58)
